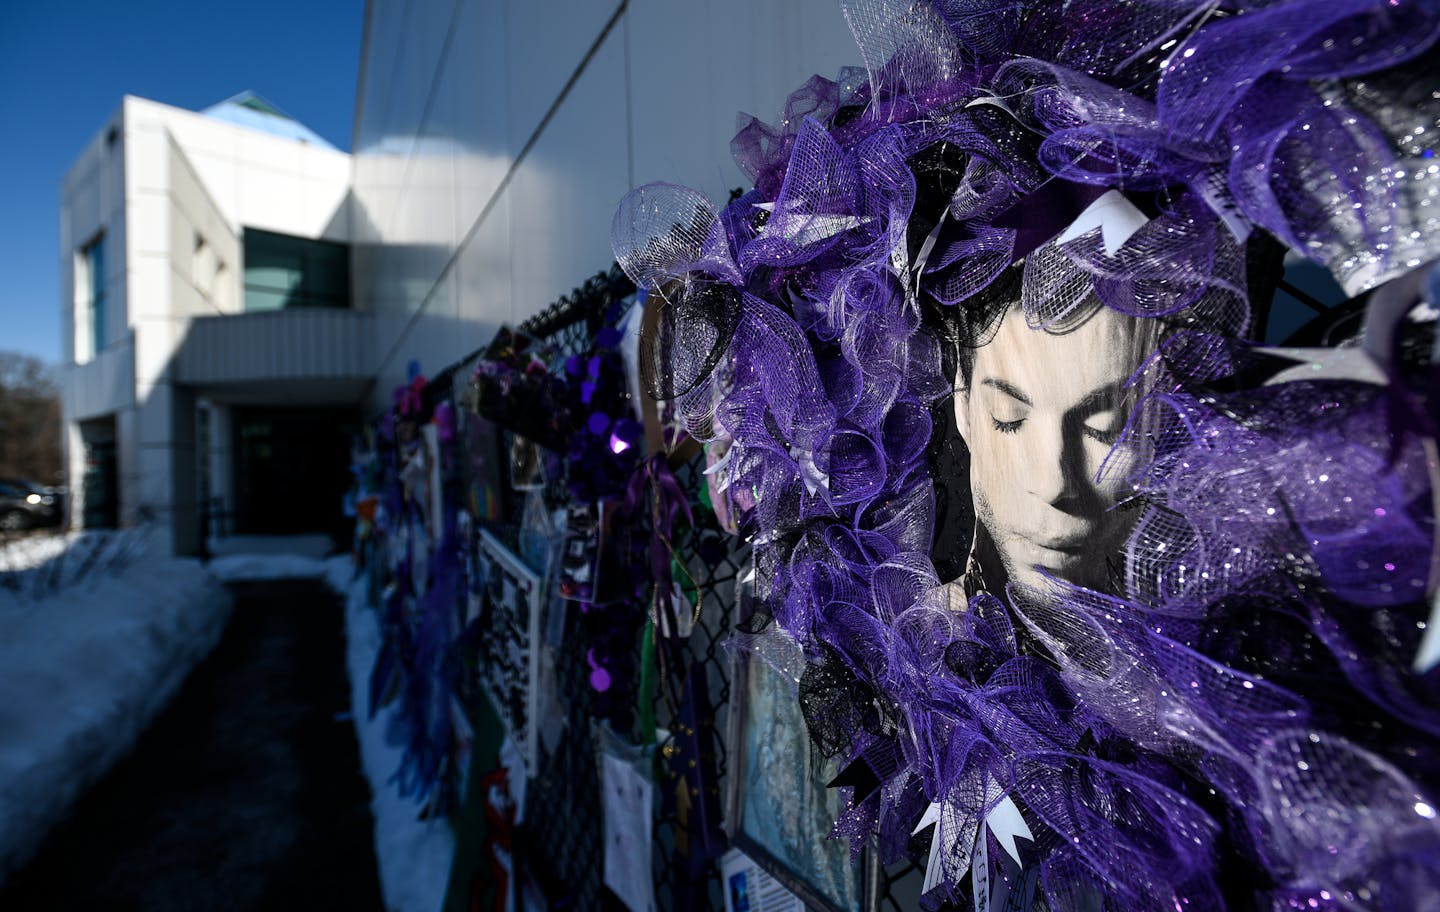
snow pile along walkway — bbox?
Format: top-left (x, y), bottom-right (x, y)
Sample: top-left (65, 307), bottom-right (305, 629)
top-left (0, 532), bottom-right (75, 573)
top-left (0, 551), bottom-right (232, 880)
top-left (207, 534), bottom-right (336, 583)
top-left (334, 563), bottom-right (456, 912)
top-left (0, 529), bottom-right (151, 598)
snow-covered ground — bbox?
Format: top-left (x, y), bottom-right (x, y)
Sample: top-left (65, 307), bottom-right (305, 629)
top-left (0, 531), bottom-right (75, 572)
top-left (0, 532), bottom-right (454, 910)
top-left (0, 532), bottom-right (232, 880)
top-left (0, 528), bottom-right (154, 600)
top-left (206, 533), bottom-right (337, 582)
top-left (337, 563), bottom-right (456, 912)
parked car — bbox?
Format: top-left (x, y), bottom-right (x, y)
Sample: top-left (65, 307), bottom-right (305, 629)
top-left (0, 478), bottom-right (66, 532)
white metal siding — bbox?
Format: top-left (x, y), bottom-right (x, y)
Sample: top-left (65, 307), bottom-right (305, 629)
top-left (174, 310), bottom-right (377, 384)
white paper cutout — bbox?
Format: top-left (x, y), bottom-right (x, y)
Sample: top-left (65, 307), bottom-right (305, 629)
top-left (1055, 189), bottom-right (1150, 257)
top-left (618, 296), bottom-right (646, 419)
top-left (1257, 346), bottom-right (1387, 387)
top-left (421, 422), bottom-right (443, 541)
top-left (986, 794), bottom-right (1034, 869)
top-left (914, 801), bottom-right (946, 895)
top-left (915, 787), bottom-right (1035, 897)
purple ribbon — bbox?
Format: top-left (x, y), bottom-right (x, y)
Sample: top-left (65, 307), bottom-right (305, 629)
top-left (622, 454), bottom-right (695, 641)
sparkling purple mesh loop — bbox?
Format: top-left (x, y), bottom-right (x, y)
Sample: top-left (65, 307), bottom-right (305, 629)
top-left (613, 0), bottom-right (1440, 907)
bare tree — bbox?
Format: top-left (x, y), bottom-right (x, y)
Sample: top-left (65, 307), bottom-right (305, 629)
top-left (0, 351), bottom-right (62, 484)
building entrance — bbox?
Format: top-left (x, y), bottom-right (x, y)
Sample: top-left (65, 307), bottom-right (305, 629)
top-left (232, 407), bottom-right (355, 541)
top-left (79, 417), bottom-right (118, 529)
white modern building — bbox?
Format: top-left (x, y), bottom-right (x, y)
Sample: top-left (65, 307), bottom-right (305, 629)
top-left (60, 92), bottom-right (374, 554)
top-left (60, 0), bottom-right (864, 555)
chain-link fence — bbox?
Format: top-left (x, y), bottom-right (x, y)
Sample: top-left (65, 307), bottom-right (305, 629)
top-left (474, 270), bottom-right (923, 910)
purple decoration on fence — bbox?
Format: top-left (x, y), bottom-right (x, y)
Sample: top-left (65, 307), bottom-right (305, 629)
top-left (613, 0), bottom-right (1440, 908)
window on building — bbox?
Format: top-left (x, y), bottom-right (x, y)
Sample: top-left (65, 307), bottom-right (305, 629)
top-left (77, 234), bottom-right (107, 360)
top-left (242, 228), bottom-right (350, 311)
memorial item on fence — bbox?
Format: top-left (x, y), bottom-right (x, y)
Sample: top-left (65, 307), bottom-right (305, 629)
top-left (476, 529), bottom-right (544, 770)
top-left (364, 367), bottom-right (474, 815)
top-left (599, 725), bottom-right (659, 912)
top-left (474, 327), bottom-right (574, 453)
top-left (456, 378), bottom-right (505, 524)
top-left (613, 0), bottom-right (1440, 908)
top-left (720, 847), bottom-right (807, 912)
top-left (442, 694), bottom-right (509, 912)
top-left (662, 661), bottom-right (727, 912)
top-left (364, 268), bottom-right (733, 908)
top-left (726, 642), bottom-right (863, 912)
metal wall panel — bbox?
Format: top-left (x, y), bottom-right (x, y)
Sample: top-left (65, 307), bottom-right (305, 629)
top-left (175, 310), bottom-right (378, 384)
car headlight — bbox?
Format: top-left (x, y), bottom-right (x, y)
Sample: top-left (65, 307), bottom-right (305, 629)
top-left (25, 493), bottom-right (40, 505)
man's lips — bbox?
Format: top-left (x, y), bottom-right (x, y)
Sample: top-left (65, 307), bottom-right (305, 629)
top-left (1012, 538), bottom-right (1091, 575)
top-left (993, 535), bottom-right (1089, 576)
top-left (1023, 533), bottom-right (1091, 553)
top-left (1033, 541), bottom-right (1085, 554)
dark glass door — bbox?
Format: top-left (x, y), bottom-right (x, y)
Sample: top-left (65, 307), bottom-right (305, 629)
top-left (233, 408), bottom-right (355, 539)
top-left (82, 439), bottom-right (118, 529)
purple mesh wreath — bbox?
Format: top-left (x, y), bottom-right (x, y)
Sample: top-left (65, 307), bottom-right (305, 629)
top-left (614, 1), bottom-right (1440, 908)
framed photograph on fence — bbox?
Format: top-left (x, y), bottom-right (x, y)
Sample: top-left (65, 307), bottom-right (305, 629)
top-left (726, 648), bottom-right (869, 912)
top-left (476, 529), bottom-right (543, 769)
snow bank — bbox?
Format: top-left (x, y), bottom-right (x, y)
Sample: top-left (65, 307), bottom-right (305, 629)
top-left (0, 528), bottom-right (453, 909)
top-left (0, 529), bottom-right (152, 600)
top-left (0, 554), bottom-right (232, 879)
top-left (208, 553), bottom-right (333, 582)
top-left (331, 562), bottom-right (455, 912)
top-left (206, 534), bottom-right (338, 583)
top-left (0, 532), bottom-right (75, 572)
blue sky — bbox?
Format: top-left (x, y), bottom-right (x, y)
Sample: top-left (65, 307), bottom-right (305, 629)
top-left (0, 1), bottom-right (364, 366)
